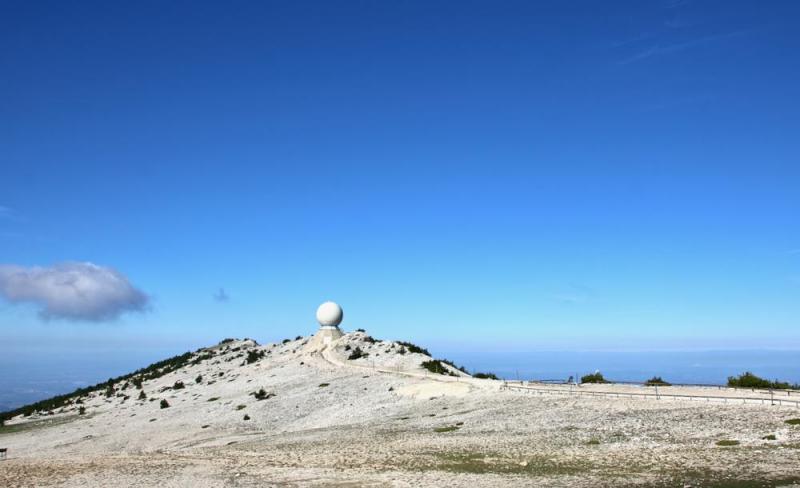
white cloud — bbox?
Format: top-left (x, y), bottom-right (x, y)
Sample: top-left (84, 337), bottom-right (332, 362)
top-left (0, 262), bottom-right (149, 322)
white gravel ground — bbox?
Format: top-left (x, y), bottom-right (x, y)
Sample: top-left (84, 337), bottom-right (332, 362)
top-left (1, 332), bottom-right (799, 487)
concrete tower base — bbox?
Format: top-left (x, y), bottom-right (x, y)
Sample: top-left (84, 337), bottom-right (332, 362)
top-left (304, 326), bottom-right (344, 352)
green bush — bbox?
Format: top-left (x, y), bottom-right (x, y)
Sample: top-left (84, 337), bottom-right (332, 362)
top-left (195, 374), bottom-right (203, 384)
top-left (581, 372), bottom-right (608, 384)
top-left (243, 414), bottom-right (250, 421)
top-left (348, 347), bottom-right (368, 360)
top-left (727, 372), bottom-right (798, 390)
top-left (785, 418), bottom-right (800, 425)
top-left (318, 383), bottom-right (330, 388)
top-left (173, 380), bottom-right (185, 390)
top-left (396, 341), bottom-right (430, 356)
top-left (716, 440), bottom-right (739, 446)
top-left (252, 389), bottom-right (274, 400)
top-left (138, 390), bottom-right (147, 400)
top-left (645, 376), bottom-right (671, 386)
top-left (355, 328), bottom-right (366, 332)
top-left (421, 360), bottom-right (458, 377)
top-left (246, 350), bottom-right (265, 364)
top-left (160, 399), bottom-right (170, 409)
top-left (219, 338), bottom-right (236, 344)
top-left (473, 372), bottom-right (499, 380)
top-left (78, 406), bottom-right (86, 415)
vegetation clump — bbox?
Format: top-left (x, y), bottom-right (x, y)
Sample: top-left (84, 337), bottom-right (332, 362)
top-left (173, 380), bottom-right (185, 390)
top-left (434, 425), bottom-right (460, 433)
top-left (78, 406), bottom-right (86, 415)
top-left (581, 372), bottom-right (608, 384)
top-left (762, 434), bottom-right (777, 440)
top-left (421, 360), bottom-right (459, 377)
top-left (195, 374), bottom-right (203, 384)
top-left (645, 376), bottom-right (671, 386)
top-left (785, 419), bottom-right (800, 426)
top-left (243, 414), bottom-right (250, 421)
top-left (252, 389), bottom-right (274, 400)
top-left (318, 383), bottom-right (330, 388)
top-left (473, 372), bottom-right (500, 380)
top-left (246, 350), bottom-right (265, 364)
top-left (160, 399), bottom-right (170, 409)
top-left (727, 372), bottom-right (799, 390)
top-left (138, 390), bottom-right (147, 400)
top-left (396, 341), bottom-right (430, 356)
top-left (348, 347), bottom-right (368, 360)
top-left (219, 338), bottom-right (236, 344)
top-left (715, 440), bottom-right (739, 447)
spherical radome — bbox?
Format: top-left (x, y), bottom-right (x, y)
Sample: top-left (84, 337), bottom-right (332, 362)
top-left (316, 301), bottom-right (343, 327)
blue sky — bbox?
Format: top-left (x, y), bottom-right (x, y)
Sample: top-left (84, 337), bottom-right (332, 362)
top-left (1, 0), bottom-right (799, 357)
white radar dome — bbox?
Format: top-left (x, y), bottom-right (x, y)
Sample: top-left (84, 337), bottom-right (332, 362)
top-left (316, 301), bottom-right (343, 328)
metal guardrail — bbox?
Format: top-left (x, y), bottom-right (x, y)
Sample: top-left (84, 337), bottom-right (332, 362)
top-left (525, 379), bottom-right (800, 396)
top-left (502, 383), bottom-right (800, 408)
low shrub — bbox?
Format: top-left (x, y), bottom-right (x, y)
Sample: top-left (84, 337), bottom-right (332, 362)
top-left (246, 350), bottom-right (265, 364)
top-left (785, 418), bottom-right (800, 426)
top-left (236, 405), bottom-right (246, 410)
top-left (473, 372), bottom-right (499, 380)
top-left (762, 434), bottom-right (777, 440)
top-left (587, 439), bottom-right (601, 445)
top-left (243, 414), bottom-right (250, 421)
top-left (138, 390), bottom-right (147, 400)
top-left (160, 399), bottom-right (170, 409)
top-left (727, 372), bottom-right (799, 390)
top-left (219, 338), bottom-right (236, 344)
top-left (252, 389), bottom-right (274, 400)
top-left (318, 383), bottom-right (330, 388)
top-left (434, 426), bottom-right (460, 433)
top-left (716, 440), bottom-right (739, 447)
top-left (78, 406), bottom-right (86, 415)
top-left (396, 341), bottom-right (430, 356)
top-left (282, 339), bottom-right (290, 344)
top-left (581, 372), bottom-right (608, 384)
top-left (348, 347), bottom-right (368, 360)
top-left (207, 397), bottom-right (220, 402)
top-left (295, 335), bottom-right (302, 340)
top-left (645, 376), bottom-right (671, 386)
top-left (355, 328), bottom-right (365, 332)
top-left (173, 380), bottom-right (185, 390)
top-left (195, 374), bottom-right (203, 384)
top-left (421, 360), bottom-right (458, 377)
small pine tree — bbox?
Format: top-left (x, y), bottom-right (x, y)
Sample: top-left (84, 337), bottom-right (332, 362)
top-left (195, 374), bottom-right (203, 384)
top-left (243, 414), bottom-right (250, 421)
top-left (138, 390), bottom-right (147, 400)
top-left (78, 406), bottom-right (86, 415)
top-left (160, 399), bottom-right (170, 409)
top-left (173, 380), bottom-right (185, 390)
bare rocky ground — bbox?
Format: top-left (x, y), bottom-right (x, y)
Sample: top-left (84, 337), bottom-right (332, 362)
top-left (1, 332), bottom-right (800, 487)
